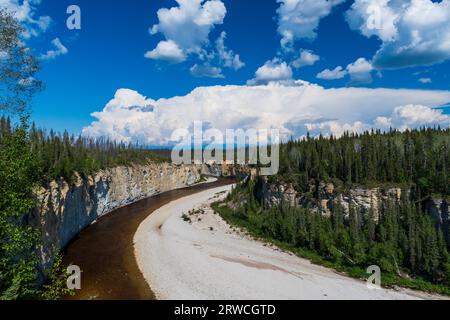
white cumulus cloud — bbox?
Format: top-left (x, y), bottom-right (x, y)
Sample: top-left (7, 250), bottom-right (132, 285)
top-left (146, 0), bottom-right (244, 77)
top-left (247, 59), bottom-right (293, 85)
top-left (149, 0), bottom-right (225, 52)
top-left (291, 49), bottom-right (320, 69)
top-left (147, 0), bottom-right (223, 62)
top-left (375, 104), bottom-right (450, 131)
top-left (418, 77), bottom-right (432, 84)
top-left (190, 64), bottom-right (224, 78)
top-left (40, 38), bottom-right (68, 60)
top-left (82, 83), bottom-right (450, 145)
top-left (346, 57), bottom-right (374, 84)
top-left (316, 57), bottom-right (374, 84)
top-left (215, 32), bottom-right (245, 70)
top-left (346, 0), bottom-right (450, 69)
top-left (316, 66), bottom-right (347, 80)
top-left (144, 40), bottom-right (186, 63)
top-left (345, 0), bottom-right (399, 42)
top-left (277, 0), bottom-right (345, 49)
top-left (302, 120), bottom-right (368, 138)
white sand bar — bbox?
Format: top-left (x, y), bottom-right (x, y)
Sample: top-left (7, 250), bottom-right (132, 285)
top-left (134, 185), bottom-right (445, 300)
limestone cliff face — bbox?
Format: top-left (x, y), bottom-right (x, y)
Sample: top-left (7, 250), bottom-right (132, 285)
top-left (257, 178), bottom-right (403, 219)
top-left (33, 162), bottom-right (202, 270)
top-left (256, 178), bottom-right (447, 224)
top-left (256, 178), bottom-right (298, 208)
top-left (201, 163), bottom-right (256, 180)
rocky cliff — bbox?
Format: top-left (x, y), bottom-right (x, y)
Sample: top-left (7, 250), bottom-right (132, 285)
top-left (201, 162), bottom-right (257, 180)
top-left (32, 162), bottom-right (204, 270)
top-left (255, 177), bottom-right (448, 224)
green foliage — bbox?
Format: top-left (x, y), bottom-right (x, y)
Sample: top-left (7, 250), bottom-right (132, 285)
top-left (0, 8), bottom-right (169, 300)
top-left (0, 114), bottom-right (168, 301)
top-left (279, 128), bottom-right (450, 197)
top-left (40, 253), bottom-right (74, 300)
top-left (0, 9), bottom-right (43, 113)
top-left (0, 9), bottom-right (46, 300)
top-left (0, 116), bottom-right (41, 299)
top-left (216, 176), bottom-right (450, 295)
top-left (182, 213), bottom-right (192, 223)
top-left (0, 116), bottom-right (168, 184)
top-left (1, 9), bottom-right (143, 300)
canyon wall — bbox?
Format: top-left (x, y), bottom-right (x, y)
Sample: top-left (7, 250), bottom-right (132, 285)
top-left (255, 177), bottom-right (449, 224)
top-left (32, 162), bottom-right (205, 270)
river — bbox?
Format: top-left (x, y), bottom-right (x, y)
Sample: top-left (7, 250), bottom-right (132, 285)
top-left (63, 178), bottom-right (233, 300)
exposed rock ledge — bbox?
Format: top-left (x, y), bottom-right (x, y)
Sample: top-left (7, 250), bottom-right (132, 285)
top-left (256, 178), bottom-right (449, 225)
top-left (32, 162), bottom-right (212, 271)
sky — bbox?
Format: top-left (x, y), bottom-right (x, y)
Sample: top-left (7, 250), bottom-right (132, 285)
top-left (2, 0), bottom-right (450, 144)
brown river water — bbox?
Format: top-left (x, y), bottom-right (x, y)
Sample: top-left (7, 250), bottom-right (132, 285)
top-left (63, 178), bottom-right (233, 300)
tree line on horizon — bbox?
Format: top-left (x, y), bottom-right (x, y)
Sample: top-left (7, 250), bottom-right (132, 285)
top-left (0, 115), bottom-right (168, 185)
top-left (277, 128), bottom-right (450, 198)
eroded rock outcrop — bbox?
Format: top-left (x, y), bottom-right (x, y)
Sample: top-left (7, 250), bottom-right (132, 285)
top-left (201, 162), bottom-right (256, 180)
top-left (255, 178), bottom-right (447, 224)
top-left (33, 162), bottom-right (203, 270)
top-left (256, 178), bottom-right (298, 207)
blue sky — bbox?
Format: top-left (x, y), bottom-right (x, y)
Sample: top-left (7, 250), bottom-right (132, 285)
top-left (31, 0), bottom-right (282, 133)
top-left (2, 0), bottom-right (450, 143)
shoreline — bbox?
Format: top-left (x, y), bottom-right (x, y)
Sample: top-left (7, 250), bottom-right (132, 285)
top-left (134, 185), bottom-right (445, 300)
top-left (62, 178), bottom-right (230, 300)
